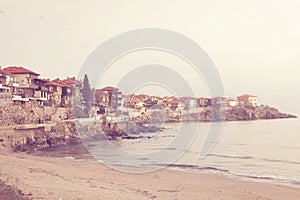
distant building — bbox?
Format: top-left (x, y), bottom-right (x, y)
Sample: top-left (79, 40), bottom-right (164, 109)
top-left (98, 86), bottom-right (122, 112)
top-left (211, 96), bottom-right (228, 107)
top-left (237, 94), bottom-right (258, 107)
top-left (198, 97), bottom-right (211, 107)
top-left (227, 98), bottom-right (239, 107)
top-left (179, 97), bottom-right (199, 110)
top-left (94, 89), bottom-right (109, 114)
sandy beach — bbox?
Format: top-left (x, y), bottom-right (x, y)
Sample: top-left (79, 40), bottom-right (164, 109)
top-left (0, 152), bottom-right (299, 200)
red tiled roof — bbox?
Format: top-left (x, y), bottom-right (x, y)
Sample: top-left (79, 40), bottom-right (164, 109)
top-left (56, 79), bottom-right (72, 87)
top-left (45, 79), bottom-right (72, 87)
top-left (95, 89), bottom-right (108, 94)
top-left (130, 99), bottom-right (144, 103)
top-left (199, 97), bottom-right (210, 100)
top-left (237, 94), bottom-right (257, 99)
top-left (62, 77), bottom-right (81, 85)
top-left (99, 86), bottom-right (119, 91)
top-left (3, 66), bottom-right (40, 76)
top-left (46, 81), bottom-right (65, 87)
top-left (0, 69), bottom-right (15, 76)
top-left (212, 96), bottom-right (226, 99)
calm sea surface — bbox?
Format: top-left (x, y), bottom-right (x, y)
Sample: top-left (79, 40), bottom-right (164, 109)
top-left (43, 118), bottom-right (300, 186)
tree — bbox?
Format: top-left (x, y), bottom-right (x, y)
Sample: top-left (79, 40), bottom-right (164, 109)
top-left (82, 74), bottom-right (92, 114)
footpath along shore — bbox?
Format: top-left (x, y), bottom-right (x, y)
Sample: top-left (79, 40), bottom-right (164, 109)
top-left (0, 152), bottom-right (300, 200)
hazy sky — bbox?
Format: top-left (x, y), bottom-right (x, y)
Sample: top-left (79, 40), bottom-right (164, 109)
top-left (0, 0), bottom-right (299, 113)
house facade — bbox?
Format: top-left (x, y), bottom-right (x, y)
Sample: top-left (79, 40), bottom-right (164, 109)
top-left (2, 66), bottom-right (39, 98)
top-left (237, 94), bottom-right (258, 107)
top-left (211, 96), bottom-right (228, 107)
top-left (94, 89), bottom-right (109, 114)
top-left (46, 80), bottom-right (63, 106)
top-left (180, 97), bottom-right (199, 110)
top-left (227, 99), bottom-right (239, 107)
top-left (61, 77), bottom-right (82, 105)
top-left (98, 86), bottom-right (122, 112)
top-left (0, 69), bottom-right (13, 99)
top-left (199, 97), bottom-right (212, 107)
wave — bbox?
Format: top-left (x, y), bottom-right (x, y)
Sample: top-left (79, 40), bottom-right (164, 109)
top-left (262, 158), bottom-right (300, 165)
top-left (165, 163), bottom-right (300, 185)
top-left (207, 153), bottom-right (253, 159)
top-left (228, 171), bottom-right (300, 185)
top-left (166, 164), bottom-right (230, 173)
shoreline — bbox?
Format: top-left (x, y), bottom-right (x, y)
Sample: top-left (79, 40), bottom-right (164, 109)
top-left (35, 143), bottom-right (300, 189)
top-left (1, 151), bottom-right (300, 199)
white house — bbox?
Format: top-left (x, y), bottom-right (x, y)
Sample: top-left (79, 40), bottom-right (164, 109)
top-left (227, 99), bottom-right (239, 107)
top-left (237, 94), bottom-right (258, 107)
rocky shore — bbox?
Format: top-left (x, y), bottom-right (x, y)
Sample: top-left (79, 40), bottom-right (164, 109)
top-left (225, 106), bottom-right (297, 121)
top-left (168, 105), bottom-right (296, 122)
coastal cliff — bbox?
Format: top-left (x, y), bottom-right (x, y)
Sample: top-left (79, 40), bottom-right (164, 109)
top-left (225, 106), bottom-right (296, 121)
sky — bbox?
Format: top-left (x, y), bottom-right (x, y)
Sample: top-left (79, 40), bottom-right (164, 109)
top-left (0, 0), bottom-right (299, 114)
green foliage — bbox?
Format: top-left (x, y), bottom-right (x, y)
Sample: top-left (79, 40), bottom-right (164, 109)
top-left (82, 74), bottom-right (92, 103)
top-left (82, 74), bottom-right (92, 114)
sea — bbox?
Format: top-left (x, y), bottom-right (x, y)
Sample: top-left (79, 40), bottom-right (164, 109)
top-left (41, 118), bottom-right (300, 187)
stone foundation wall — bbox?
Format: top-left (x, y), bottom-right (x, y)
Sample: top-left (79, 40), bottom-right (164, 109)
top-left (0, 122), bottom-right (79, 152)
top-left (0, 99), bottom-right (71, 126)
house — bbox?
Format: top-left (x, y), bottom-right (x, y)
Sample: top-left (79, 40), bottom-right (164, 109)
top-left (179, 97), bottom-right (199, 110)
top-left (135, 101), bottom-right (146, 109)
top-left (237, 94), bottom-right (258, 107)
top-left (32, 78), bottom-right (48, 105)
top-left (46, 80), bottom-right (64, 106)
top-left (2, 66), bottom-right (39, 98)
top-left (136, 94), bottom-right (149, 102)
top-left (0, 69), bottom-right (13, 99)
top-left (52, 79), bottom-right (73, 107)
top-left (211, 96), bottom-right (228, 107)
top-left (166, 101), bottom-right (180, 110)
top-left (227, 98), bottom-right (239, 107)
top-left (61, 83), bottom-right (72, 107)
top-left (98, 86), bottom-right (122, 112)
top-left (198, 97), bottom-right (212, 107)
top-left (94, 89), bottom-right (109, 114)
top-left (61, 77), bottom-right (82, 104)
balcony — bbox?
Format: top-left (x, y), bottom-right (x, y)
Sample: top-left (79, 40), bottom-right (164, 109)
top-left (18, 83), bottom-right (38, 89)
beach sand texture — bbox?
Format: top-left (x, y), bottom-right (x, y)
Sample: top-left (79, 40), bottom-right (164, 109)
top-left (0, 152), bottom-right (299, 200)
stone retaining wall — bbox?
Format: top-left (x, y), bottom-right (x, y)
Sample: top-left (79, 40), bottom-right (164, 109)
top-left (0, 99), bottom-right (71, 126)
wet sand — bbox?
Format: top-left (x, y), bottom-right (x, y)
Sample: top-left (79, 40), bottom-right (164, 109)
top-left (0, 151), bottom-right (300, 200)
